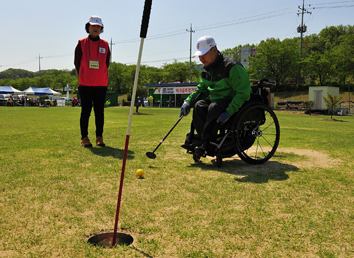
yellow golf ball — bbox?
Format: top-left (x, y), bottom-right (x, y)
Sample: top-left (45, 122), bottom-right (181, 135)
top-left (136, 169), bottom-right (144, 178)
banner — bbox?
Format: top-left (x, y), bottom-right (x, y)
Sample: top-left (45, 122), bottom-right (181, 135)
top-left (154, 86), bottom-right (197, 95)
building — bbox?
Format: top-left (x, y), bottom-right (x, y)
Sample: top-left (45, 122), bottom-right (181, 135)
top-left (143, 82), bottom-right (199, 107)
top-left (309, 86), bottom-right (339, 109)
top-left (241, 47), bottom-right (257, 68)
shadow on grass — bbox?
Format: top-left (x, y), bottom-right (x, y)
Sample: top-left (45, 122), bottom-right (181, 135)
top-left (189, 159), bottom-right (299, 184)
top-left (89, 146), bottom-right (135, 160)
top-left (130, 246), bottom-right (153, 258)
top-left (131, 112), bottom-right (152, 116)
top-left (322, 118), bottom-right (348, 122)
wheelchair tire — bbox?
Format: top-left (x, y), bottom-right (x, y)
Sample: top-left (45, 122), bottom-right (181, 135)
top-left (232, 103), bottom-right (280, 165)
top-left (193, 153), bottom-right (201, 163)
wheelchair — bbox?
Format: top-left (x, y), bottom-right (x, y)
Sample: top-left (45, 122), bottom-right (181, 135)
top-left (184, 79), bottom-right (280, 167)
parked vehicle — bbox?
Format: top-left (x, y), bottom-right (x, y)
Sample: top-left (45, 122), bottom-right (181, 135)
top-left (0, 94), bottom-right (11, 106)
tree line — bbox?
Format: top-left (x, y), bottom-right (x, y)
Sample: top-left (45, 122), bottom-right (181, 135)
top-left (0, 25), bottom-right (353, 94)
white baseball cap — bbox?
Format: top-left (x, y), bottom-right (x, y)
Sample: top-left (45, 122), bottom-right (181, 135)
top-left (88, 16), bottom-right (103, 27)
top-left (193, 36), bottom-right (217, 57)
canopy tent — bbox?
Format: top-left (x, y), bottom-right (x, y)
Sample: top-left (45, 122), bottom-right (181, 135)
top-left (24, 87), bottom-right (61, 96)
top-left (46, 88), bottom-right (61, 96)
top-left (0, 86), bottom-right (24, 95)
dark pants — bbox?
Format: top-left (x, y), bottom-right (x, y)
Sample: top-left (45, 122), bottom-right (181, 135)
top-left (192, 99), bottom-right (231, 144)
top-left (79, 86), bottom-right (107, 140)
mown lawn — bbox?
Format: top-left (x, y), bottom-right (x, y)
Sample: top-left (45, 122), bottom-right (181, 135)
top-left (0, 106), bottom-right (353, 257)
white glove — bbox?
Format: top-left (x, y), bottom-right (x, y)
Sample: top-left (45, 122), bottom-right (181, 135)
top-left (180, 101), bottom-right (190, 117)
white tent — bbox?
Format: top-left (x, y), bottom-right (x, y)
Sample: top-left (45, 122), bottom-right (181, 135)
top-left (24, 87), bottom-right (61, 96)
top-left (46, 88), bottom-right (61, 96)
top-left (0, 86), bottom-right (24, 95)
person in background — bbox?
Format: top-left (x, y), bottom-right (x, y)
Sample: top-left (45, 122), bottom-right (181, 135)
top-left (74, 15), bottom-right (111, 148)
top-left (180, 36), bottom-right (252, 156)
top-left (135, 97), bottom-right (140, 113)
top-left (168, 95), bottom-right (173, 108)
top-left (148, 95), bottom-right (153, 107)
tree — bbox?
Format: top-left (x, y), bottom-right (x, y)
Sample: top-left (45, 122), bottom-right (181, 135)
top-left (303, 51), bottom-right (334, 86)
top-left (303, 100), bottom-right (315, 115)
top-left (139, 66), bottom-right (164, 85)
top-left (0, 68), bottom-right (34, 80)
top-left (108, 62), bottom-right (129, 93)
top-left (162, 60), bottom-right (191, 83)
top-left (222, 44), bottom-right (255, 62)
top-left (333, 34), bottom-right (354, 85)
top-left (247, 38), bottom-right (299, 87)
top-left (222, 45), bottom-right (243, 62)
top-left (323, 92), bottom-right (341, 119)
top-left (55, 72), bottom-right (75, 92)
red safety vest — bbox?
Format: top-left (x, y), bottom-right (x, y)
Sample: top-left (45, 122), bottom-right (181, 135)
top-left (78, 37), bottom-right (109, 86)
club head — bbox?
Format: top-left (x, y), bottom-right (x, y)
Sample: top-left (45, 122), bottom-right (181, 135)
top-left (146, 152), bottom-right (156, 159)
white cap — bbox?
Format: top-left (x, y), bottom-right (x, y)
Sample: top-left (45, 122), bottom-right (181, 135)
top-left (88, 16), bottom-right (103, 27)
top-left (193, 36), bottom-right (217, 57)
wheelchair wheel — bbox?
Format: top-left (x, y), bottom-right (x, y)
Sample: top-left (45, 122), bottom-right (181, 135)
top-left (232, 104), bottom-right (280, 164)
top-left (193, 153), bottom-right (201, 163)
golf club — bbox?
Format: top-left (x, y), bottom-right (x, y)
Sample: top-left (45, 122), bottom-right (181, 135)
top-left (146, 93), bottom-right (201, 159)
top-left (146, 115), bottom-right (184, 159)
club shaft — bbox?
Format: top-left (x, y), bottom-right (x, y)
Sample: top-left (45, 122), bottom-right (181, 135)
top-left (152, 116), bottom-right (183, 153)
top-left (149, 93), bottom-right (201, 155)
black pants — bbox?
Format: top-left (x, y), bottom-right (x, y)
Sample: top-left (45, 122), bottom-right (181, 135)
top-left (79, 86), bottom-right (107, 140)
top-left (192, 99), bottom-right (231, 144)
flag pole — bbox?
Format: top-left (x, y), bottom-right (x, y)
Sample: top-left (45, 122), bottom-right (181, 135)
top-left (112, 0), bottom-right (152, 246)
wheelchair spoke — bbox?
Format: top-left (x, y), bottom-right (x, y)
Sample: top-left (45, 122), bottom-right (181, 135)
top-left (233, 104), bottom-right (280, 165)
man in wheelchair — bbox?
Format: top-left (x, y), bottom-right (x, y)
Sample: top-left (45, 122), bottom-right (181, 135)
top-left (180, 35), bottom-right (252, 157)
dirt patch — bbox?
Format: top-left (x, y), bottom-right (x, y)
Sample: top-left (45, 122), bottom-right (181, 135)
top-left (276, 148), bottom-right (341, 169)
top-left (205, 148), bottom-right (341, 170)
top-left (278, 110), bottom-right (306, 115)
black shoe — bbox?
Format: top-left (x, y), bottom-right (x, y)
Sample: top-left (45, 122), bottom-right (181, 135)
top-left (194, 145), bottom-right (207, 157)
top-left (181, 140), bottom-right (202, 151)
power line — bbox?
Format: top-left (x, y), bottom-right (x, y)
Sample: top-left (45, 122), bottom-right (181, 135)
top-left (126, 56), bottom-right (189, 65)
top-left (195, 7), bottom-right (298, 31)
top-left (113, 7), bottom-right (299, 45)
top-left (1, 58), bottom-right (37, 68)
top-left (2, 3), bottom-right (354, 70)
top-left (43, 53), bottom-right (73, 59)
top-left (314, 4), bottom-right (354, 8)
top-left (314, 0), bottom-right (354, 5)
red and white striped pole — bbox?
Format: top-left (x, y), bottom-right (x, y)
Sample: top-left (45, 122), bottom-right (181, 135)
top-left (112, 0), bottom-right (152, 246)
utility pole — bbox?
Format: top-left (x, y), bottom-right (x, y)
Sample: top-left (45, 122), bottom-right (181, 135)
top-left (297, 0), bottom-right (312, 86)
top-left (38, 54), bottom-right (43, 71)
top-left (110, 38), bottom-right (115, 63)
top-left (186, 24), bottom-right (195, 83)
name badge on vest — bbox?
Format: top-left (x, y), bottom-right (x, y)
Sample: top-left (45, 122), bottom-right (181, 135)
top-left (89, 60), bottom-right (99, 69)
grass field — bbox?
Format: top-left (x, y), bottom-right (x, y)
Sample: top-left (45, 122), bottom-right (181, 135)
top-left (0, 106), bottom-right (353, 257)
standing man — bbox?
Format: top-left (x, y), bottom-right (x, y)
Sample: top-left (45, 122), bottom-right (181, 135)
top-left (180, 36), bottom-right (252, 155)
top-left (74, 15), bottom-right (111, 147)
top-left (148, 95), bottom-right (153, 107)
top-left (168, 95), bottom-right (173, 108)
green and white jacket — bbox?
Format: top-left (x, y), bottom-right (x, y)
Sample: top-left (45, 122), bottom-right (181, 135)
top-left (186, 52), bottom-right (252, 116)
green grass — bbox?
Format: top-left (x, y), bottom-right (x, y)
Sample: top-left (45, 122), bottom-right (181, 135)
top-left (0, 106), bottom-right (354, 257)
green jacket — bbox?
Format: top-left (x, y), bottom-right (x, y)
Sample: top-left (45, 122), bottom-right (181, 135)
top-left (186, 52), bottom-right (251, 116)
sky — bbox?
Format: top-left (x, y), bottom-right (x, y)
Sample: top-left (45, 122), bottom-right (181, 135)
top-left (1, 0), bottom-right (354, 73)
